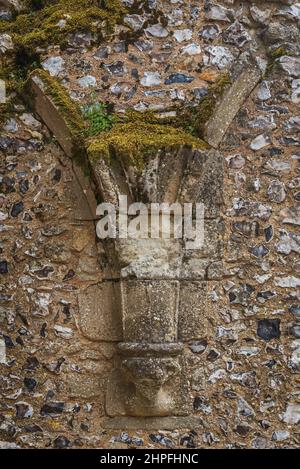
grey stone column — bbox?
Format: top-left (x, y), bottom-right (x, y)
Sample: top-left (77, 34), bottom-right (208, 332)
top-left (91, 146), bottom-right (223, 422)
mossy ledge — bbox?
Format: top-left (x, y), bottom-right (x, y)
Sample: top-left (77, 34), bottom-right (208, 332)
top-left (0, 0), bottom-right (126, 53)
top-left (87, 122), bottom-right (209, 171)
top-left (26, 69), bottom-right (86, 164)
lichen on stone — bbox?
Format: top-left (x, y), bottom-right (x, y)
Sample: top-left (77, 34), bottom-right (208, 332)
top-left (87, 122), bottom-right (208, 171)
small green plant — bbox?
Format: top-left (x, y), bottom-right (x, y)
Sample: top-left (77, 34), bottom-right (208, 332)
top-left (83, 102), bottom-right (117, 136)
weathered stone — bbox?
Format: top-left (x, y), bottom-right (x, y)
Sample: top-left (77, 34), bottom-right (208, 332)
top-left (279, 56), bottom-right (300, 78)
top-left (203, 45), bottom-right (235, 70)
top-left (106, 342), bottom-right (188, 418)
top-left (77, 283), bottom-right (122, 342)
top-left (257, 319), bottom-right (280, 341)
top-left (77, 75), bottom-right (97, 88)
top-left (250, 134), bottom-right (271, 151)
top-left (222, 21), bottom-right (251, 47)
top-left (205, 63), bottom-right (261, 148)
top-left (0, 33), bottom-right (13, 54)
top-left (274, 276), bottom-right (300, 288)
top-left (122, 280), bottom-right (179, 343)
top-left (64, 374), bottom-right (104, 398)
top-left (27, 72), bottom-right (80, 159)
top-left (41, 56), bottom-right (65, 77)
top-left (280, 206), bottom-right (300, 226)
top-left (173, 29), bottom-right (192, 43)
top-left (267, 180), bottom-right (286, 203)
top-left (145, 23), bottom-right (168, 38)
top-left (282, 403), bottom-right (300, 424)
top-left (205, 3), bottom-right (233, 22)
top-left (0, 337), bottom-right (6, 364)
top-left (103, 416), bottom-right (202, 430)
top-left (178, 282), bottom-right (210, 340)
top-left (140, 71), bottom-right (162, 87)
top-left (124, 14), bottom-right (145, 31)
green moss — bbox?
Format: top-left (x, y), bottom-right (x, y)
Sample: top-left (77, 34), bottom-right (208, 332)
top-left (1, 0), bottom-right (126, 52)
top-left (27, 69), bottom-right (86, 163)
top-left (0, 1), bottom-right (126, 129)
top-left (88, 122), bottom-right (208, 171)
top-left (265, 47), bottom-right (287, 76)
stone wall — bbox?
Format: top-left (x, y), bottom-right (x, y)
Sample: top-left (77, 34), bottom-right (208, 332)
top-left (1, 0), bottom-right (300, 449)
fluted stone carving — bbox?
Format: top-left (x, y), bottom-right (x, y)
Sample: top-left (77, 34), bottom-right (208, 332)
top-left (90, 145), bottom-right (224, 420)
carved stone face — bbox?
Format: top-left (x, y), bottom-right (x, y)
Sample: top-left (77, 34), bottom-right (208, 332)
top-left (120, 357), bottom-right (181, 416)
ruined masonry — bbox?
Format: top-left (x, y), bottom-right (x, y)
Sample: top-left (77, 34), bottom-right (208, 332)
top-left (0, 0), bottom-right (300, 449)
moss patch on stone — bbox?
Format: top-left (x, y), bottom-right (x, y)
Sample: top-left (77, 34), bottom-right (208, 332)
top-left (1, 0), bottom-right (126, 52)
top-left (27, 69), bottom-right (86, 163)
top-left (178, 73), bottom-right (231, 138)
top-left (87, 122), bottom-right (208, 171)
top-left (265, 47), bottom-right (287, 76)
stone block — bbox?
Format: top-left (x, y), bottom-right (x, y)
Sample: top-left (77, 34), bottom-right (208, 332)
top-left (106, 348), bottom-right (190, 418)
top-left (122, 280), bottom-right (179, 343)
top-left (103, 415), bottom-right (203, 430)
top-left (77, 282), bottom-right (122, 342)
top-left (117, 238), bottom-right (183, 279)
top-left (205, 64), bottom-right (261, 148)
top-left (181, 219), bottom-right (224, 278)
top-left (64, 373), bottom-right (105, 398)
top-left (179, 149), bottom-right (224, 218)
top-left (27, 71), bottom-right (84, 159)
top-left (178, 281), bottom-right (210, 340)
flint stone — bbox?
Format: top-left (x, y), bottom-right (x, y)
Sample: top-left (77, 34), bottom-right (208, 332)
top-left (124, 14), bottom-right (145, 31)
top-left (40, 402), bottom-right (64, 416)
top-left (250, 134), bottom-right (271, 151)
top-left (205, 3), bottom-right (232, 22)
top-left (0, 33), bottom-right (13, 54)
top-left (173, 29), bottom-right (192, 43)
top-left (257, 319), bottom-right (280, 341)
top-left (77, 283), bottom-right (122, 342)
top-left (222, 21), bottom-right (251, 48)
top-left (262, 22), bottom-right (299, 46)
top-left (181, 43), bottom-right (201, 56)
top-left (203, 46), bottom-right (234, 69)
top-left (256, 81), bottom-right (271, 101)
top-left (283, 403), bottom-right (300, 424)
top-left (272, 430), bottom-right (290, 441)
top-left (280, 206), bottom-right (300, 225)
top-left (141, 72), bottom-right (162, 87)
top-left (145, 23), bottom-right (169, 38)
top-left (165, 73), bottom-right (194, 84)
top-left (274, 276), bottom-right (300, 288)
top-left (1, 0), bottom-right (22, 11)
top-left (267, 180), bottom-right (286, 203)
top-left (16, 402), bottom-right (33, 419)
top-left (77, 75), bottom-right (97, 88)
top-left (290, 305), bottom-right (300, 319)
top-left (205, 63), bottom-right (261, 148)
top-left (279, 56), bottom-right (300, 78)
top-left (276, 232), bottom-right (300, 255)
top-left (0, 441), bottom-right (20, 449)
top-left (41, 56), bottom-right (65, 77)
top-left (0, 338), bottom-right (6, 364)
top-left (250, 6), bottom-right (271, 23)
top-left (199, 24), bottom-right (220, 41)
